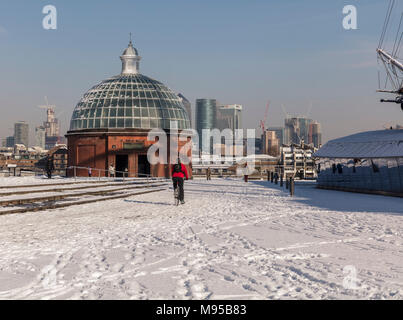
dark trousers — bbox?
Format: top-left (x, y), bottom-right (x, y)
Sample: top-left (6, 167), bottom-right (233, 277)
top-left (172, 177), bottom-right (184, 201)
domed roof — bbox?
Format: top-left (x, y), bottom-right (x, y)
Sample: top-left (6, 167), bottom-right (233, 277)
top-left (69, 40), bottom-right (190, 131)
top-left (122, 40), bottom-right (138, 56)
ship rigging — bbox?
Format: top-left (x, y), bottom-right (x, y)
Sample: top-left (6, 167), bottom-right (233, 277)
top-left (377, 0), bottom-right (403, 110)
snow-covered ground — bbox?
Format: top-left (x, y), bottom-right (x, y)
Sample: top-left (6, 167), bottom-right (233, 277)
top-left (0, 177), bottom-right (401, 300)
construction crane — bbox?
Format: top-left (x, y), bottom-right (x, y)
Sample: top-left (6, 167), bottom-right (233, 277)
top-left (259, 101), bottom-right (270, 133)
top-left (281, 104), bottom-right (290, 119)
top-left (38, 96), bottom-right (56, 111)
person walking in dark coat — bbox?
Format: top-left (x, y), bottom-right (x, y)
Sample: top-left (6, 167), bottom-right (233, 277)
top-left (206, 167), bottom-right (211, 181)
top-left (45, 156), bottom-right (54, 179)
top-left (172, 158), bottom-right (189, 204)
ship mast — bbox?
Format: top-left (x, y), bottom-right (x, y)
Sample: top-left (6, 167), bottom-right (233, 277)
top-left (377, 0), bottom-right (403, 110)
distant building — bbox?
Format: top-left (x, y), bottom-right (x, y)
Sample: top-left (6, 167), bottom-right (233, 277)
top-left (35, 126), bottom-right (46, 149)
top-left (14, 144), bottom-right (27, 155)
top-left (178, 93), bottom-right (192, 128)
top-left (50, 145), bottom-right (68, 175)
top-left (6, 136), bottom-right (14, 148)
top-left (45, 136), bottom-right (59, 150)
top-left (235, 154), bottom-right (278, 177)
top-left (280, 143), bottom-right (316, 179)
top-left (43, 107), bottom-right (60, 138)
top-left (298, 118), bottom-right (312, 143)
top-left (0, 145), bottom-right (47, 174)
top-left (254, 137), bottom-right (262, 154)
top-left (14, 121), bottom-right (29, 147)
top-left (284, 118), bottom-right (297, 145)
top-left (196, 99), bottom-right (217, 152)
top-left (216, 104), bottom-right (242, 132)
top-left (38, 104), bottom-right (62, 150)
top-left (284, 117), bottom-right (316, 145)
top-left (308, 122), bottom-right (322, 148)
top-left (262, 130), bottom-right (280, 157)
top-left (267, 127), bottom-right (284, 145)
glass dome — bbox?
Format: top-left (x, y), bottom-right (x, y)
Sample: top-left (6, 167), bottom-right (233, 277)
top-left (70, 41), bottom-right (190, 131)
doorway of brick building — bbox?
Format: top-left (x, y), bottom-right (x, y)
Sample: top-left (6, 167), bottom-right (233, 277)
top-left (137, 154), bottom-right (150, 177)
top-left (115, 154), bottom-right (128, 177)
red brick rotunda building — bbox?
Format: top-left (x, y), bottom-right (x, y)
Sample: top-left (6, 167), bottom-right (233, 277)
top-left (66, 40), bottom-right (192, 178)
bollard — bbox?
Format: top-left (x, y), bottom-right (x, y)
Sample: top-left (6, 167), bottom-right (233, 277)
top-left (285, 178), bottom-right (289, 189)
top-left (270, 172), bottom-right (274, 183)
top-left (280, 176), bottom-right (283, 187)
top-left (290, 178), bottom-right (294, 196)
top-left (267, 171), bottom-right (270, 181)
top-left (275, 175), bottom-right (278, 185)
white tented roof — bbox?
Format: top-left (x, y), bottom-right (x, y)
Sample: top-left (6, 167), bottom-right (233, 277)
top-left (314, 129), bottom-right (403, 158)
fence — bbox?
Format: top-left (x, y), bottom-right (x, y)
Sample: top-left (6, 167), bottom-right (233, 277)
top-left (66, 166), bottom-right (160, 182)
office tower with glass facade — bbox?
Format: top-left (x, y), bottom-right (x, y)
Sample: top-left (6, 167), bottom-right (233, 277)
top-left (215, 104), bottom-right (243, 157)
top-left (284, 118), bottom-right (297, 145)
top-left (35, 126), bottom-right (46, 149)
top-left (284, 117), bottom-right (314, 145)
top-left (196, 99), bottom-right (217, 152)
top-left (298, 117), bottom-right (313, 143)
top-left (308, 122), bottom-right (322, 148)
top-left (6, 136), bottom-right (14, 148)
top-left (14, 121), bottom-right (29, 147)
top-left (216, 104), bottom-right (242, 131)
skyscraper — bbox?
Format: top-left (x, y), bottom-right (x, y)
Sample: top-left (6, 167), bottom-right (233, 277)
top-left (267, 127), bottom-right (284, 145)
top-left (178, 93), bottom-right (192, 128)
top-left (43, 107), bottom-right (60, 138)
top-left (196, 99), bottom-right (217, 152)
top-left (6, 136), bottom-right (14, 148)
top-left (216, 104), bottom-right (242, 131)
top-left (41, 106), bottom-right (60, 149)
top-left (298, 117), bottom-right (313, 143)
top-left (284, 118), bottom-right (298, 145)
top-left (14, 121), bottom-right (29, 147)
top-left (308, 122), bottom-right (322, 148)
top-left (284, 117), bottom-right (313, 145)
top-left (262, 130), bottom-right (279, 156)
top-left (35, 126), bottom-right (46, 149)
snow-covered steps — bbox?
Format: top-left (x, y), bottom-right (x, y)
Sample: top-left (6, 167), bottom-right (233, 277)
top-left (0, 187), bottom-right (167, 215)
top-left (0, 180), bottom-right (166, 197)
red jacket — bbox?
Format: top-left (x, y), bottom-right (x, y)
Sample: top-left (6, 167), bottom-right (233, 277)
top-left (172, 163), bottom-right (189, 179)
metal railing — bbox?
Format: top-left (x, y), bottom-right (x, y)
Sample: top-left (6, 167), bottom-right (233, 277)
top-left (66, 166), bottom-right (163, 183)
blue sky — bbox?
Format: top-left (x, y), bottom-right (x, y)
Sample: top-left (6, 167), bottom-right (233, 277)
top-left (0, 0), bottom-right (402, 144)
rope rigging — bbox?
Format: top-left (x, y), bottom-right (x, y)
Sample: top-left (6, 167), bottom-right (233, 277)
top-left (379, 0), bottom-right (395, 49)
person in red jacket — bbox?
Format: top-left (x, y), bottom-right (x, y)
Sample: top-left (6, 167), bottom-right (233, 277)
top-left (172, 158), bottom-right (189, 204)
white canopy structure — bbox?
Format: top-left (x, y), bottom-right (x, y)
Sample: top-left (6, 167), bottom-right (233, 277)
top-left (314, 129), bottom-right (403, 159)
